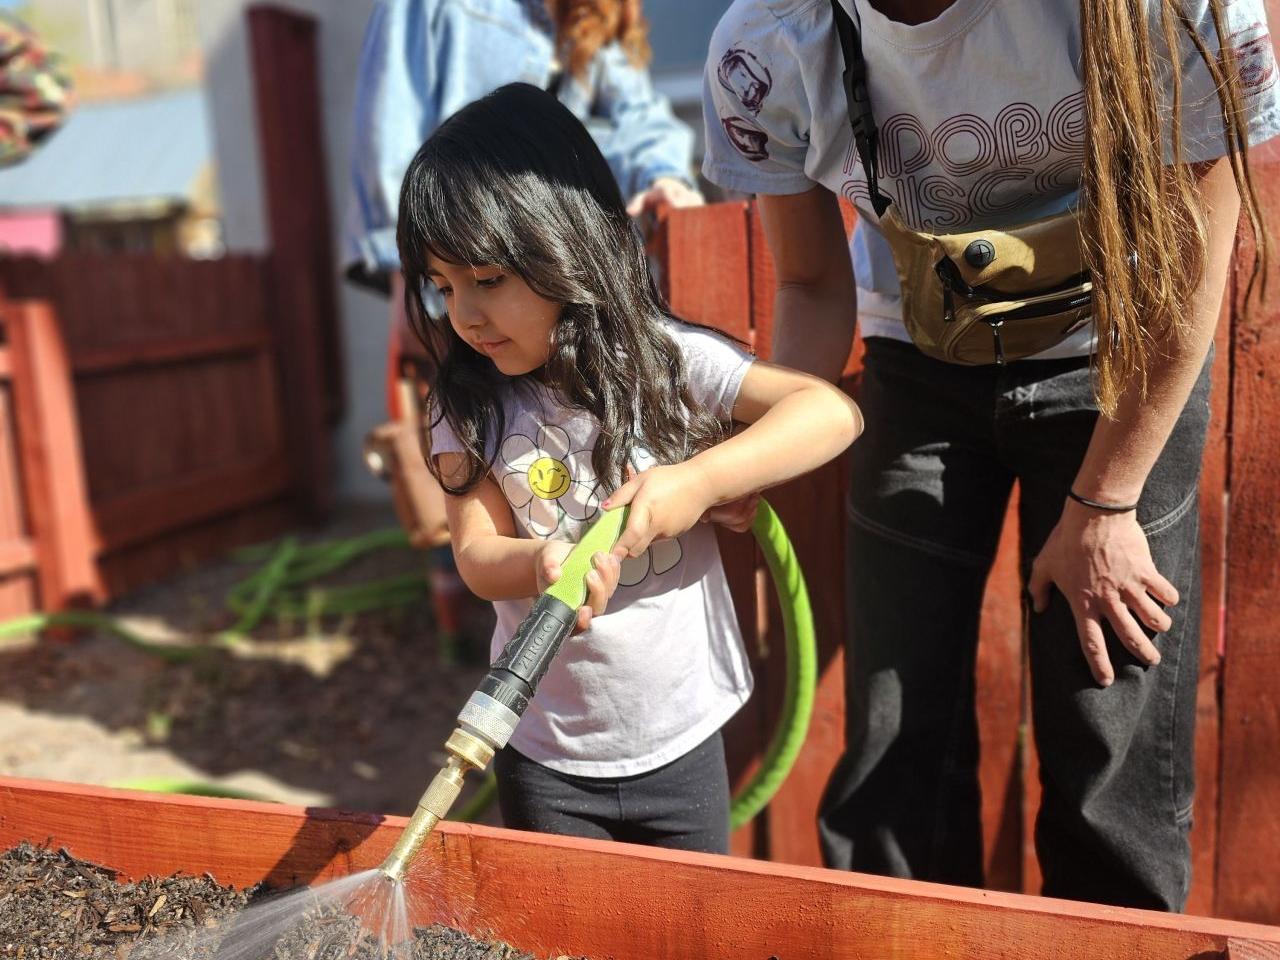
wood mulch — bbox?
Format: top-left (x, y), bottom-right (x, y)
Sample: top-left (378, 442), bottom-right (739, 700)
top-left (0, 842), bottom-right (576, 960)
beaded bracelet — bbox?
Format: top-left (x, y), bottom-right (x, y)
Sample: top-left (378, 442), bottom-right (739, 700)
top-left (1068, 490), bottom-right (1139, 513)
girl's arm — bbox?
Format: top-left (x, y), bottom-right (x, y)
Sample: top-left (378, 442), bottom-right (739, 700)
top-left (604, 362), bottom-right (862, 558)
top-left (1028, 156), bottom-right (1240, 686)
top-left (437, 452), bottom-right (621, 630)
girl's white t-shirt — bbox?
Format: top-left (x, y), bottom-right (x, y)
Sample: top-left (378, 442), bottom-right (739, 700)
top-left (702, 0), bottom-right (1280, 358)
top-left (429, 324), bottom-right (754, 777)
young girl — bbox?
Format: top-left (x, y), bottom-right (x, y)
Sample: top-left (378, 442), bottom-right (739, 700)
top-left (396, 81), bottom-right (860, 853)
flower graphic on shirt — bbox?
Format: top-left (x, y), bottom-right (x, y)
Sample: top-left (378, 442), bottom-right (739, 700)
top-left (500, 425), bottom-right (599, 538)
top-left (616, 448), bottom-right (683, 587)
top-left (497, 428), bottom-right (684, 585)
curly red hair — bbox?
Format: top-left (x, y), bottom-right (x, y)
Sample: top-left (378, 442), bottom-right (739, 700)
top-left (548, 0), bottom-right (652, 79)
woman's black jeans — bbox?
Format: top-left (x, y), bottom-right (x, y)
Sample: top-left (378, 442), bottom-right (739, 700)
top-left (818, 338), bottom-right (1211, 911)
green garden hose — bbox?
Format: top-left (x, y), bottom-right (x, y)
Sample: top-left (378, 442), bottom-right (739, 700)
top-left (729, 499), bottom-right (817, 829)
top-left (448, 498), bottom-right (817, 829)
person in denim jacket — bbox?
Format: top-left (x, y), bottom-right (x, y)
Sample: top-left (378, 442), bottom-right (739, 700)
top-left (345, 0), bottom-right (701, 660)
top-left (345, 0), bottom-right (701, 285)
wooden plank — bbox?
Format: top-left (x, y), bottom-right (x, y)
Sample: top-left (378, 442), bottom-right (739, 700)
top-left (1218, 132), bottom-right (1280, 924)
top-left (99, 496), bottom-right (297, 599)
top-left (94, 454), bottom-right (292, 554)
top-left (1185, 266), bottom-right (1234, 917)
top-left (2, 778), bottom-right (1279, 960)
top-left (0, 538), bottom-right (35, 576)
top-left (1229, 939), bottom-right (1280, 960)
top-left (2, 300), bottom-right (102, 609)
top-left (0, 381), bottom-right (25, 544)
top-left (976, 496), bottom-right (1027, 893)
top-left (661, 201), bottom-right (752, 342)
top-left (71, 329), bottom-right (274, 376)
top-left (248, 4), bottom-right (340, 519)
top-left (0, 572), bottom-right (37, 621)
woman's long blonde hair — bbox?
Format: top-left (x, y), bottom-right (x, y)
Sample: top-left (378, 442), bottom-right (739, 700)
top-left (548, 0), bottom-right (652, 79)
top-left (1081, 0), bottom-right (1268, 415)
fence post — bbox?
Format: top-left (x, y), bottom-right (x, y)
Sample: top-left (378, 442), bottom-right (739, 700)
top-left (1217, 134), bottom-right (1280, 924)
top-left (2, 299), bottom-right (102, 612)
top-left (247, 4), bottom-right (337, 520)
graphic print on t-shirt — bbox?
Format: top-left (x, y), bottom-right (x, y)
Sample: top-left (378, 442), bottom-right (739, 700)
top-left (718, 46), bottom-right (774, 160)
top-left (496, 419), bottom-right (682, 586)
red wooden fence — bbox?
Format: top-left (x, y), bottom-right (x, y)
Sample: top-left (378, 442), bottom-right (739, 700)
top-left (0, 255), bottom-right (305, 617)
top-left (653, 169), bottom-right (1280, 923)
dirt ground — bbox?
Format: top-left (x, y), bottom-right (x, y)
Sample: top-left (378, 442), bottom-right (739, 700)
top-left (0, 500), bottom-right (499, 822)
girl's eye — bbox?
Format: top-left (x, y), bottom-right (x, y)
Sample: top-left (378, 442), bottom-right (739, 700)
top-left (437, 286), bottom-right (453, 298)
top-left (476, 274), bottom-right (505, 289)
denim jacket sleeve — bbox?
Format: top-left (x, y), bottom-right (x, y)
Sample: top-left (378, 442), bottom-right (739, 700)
top-left (345, 0), bottom-right (440, 278)
top-left (582, 42), bottom-right (696, 200)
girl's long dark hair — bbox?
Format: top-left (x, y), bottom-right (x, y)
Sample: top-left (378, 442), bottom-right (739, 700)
top-left (397, 82), bottom-right (722, 495)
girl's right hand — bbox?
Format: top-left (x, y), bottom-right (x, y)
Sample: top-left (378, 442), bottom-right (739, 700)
top-left (536, 542), bottom-right (623, 633)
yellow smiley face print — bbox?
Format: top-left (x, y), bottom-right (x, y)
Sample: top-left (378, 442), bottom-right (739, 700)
top-left (527, 456), bottom-right (572, 500)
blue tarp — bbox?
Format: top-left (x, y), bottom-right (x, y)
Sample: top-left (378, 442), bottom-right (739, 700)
top-left (0, 87), bottom-right (210, 210)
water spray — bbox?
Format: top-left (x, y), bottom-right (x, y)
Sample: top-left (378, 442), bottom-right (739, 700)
top-left (378, 507), bottom-right (630, 883)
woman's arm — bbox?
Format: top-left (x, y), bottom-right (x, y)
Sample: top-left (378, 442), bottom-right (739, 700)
top-left (346, 0), bottom-right (441, 277)
top-left (1029, 156), bottom-right (1240, 685)
top-left (604, 362), bottom-right (861, 558)
top-left (588, 43), bottom-right (700, 207)
top-left (438, 453), bottom-right (620, 629)
top-left (757, 185), bottom-right (859, 383)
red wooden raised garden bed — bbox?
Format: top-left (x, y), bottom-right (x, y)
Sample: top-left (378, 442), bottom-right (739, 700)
top-left (3, 777), bottom-right (1279, 959)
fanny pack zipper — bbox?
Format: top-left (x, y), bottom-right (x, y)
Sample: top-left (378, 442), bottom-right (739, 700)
top-left (935, 258), bottom-right (1092, 365)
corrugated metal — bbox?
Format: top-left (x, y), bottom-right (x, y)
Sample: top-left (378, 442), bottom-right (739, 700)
top-left (0, 87), bottom-right (210, 210)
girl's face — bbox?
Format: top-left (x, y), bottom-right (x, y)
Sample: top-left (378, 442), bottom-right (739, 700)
top-left (426, 255), bottom-right (562, 376)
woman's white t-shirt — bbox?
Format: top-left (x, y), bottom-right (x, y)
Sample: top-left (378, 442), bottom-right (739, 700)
top-left (702, 0), bottom-right (1280, 358)
top-left (430, 324), bottom-right (754, 777)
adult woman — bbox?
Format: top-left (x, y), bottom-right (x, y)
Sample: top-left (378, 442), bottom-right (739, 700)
top-left (344, 0), bottom-right (702, 649)
top-left (702, 0), bottom-right (1277, 911)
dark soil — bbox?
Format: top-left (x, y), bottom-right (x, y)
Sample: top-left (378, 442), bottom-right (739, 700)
top-left (0, 843), bottom-right (575, 960)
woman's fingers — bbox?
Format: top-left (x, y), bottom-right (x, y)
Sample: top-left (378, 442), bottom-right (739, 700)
top-left (1143, 570), bottom-right (1180, 607)
top-left (1122, 584), bottom-right (1174, 634)
top-left (1102, 599), bottom-right (1162, 667)
top-left (1072, 608), bottom-right (1115, 687)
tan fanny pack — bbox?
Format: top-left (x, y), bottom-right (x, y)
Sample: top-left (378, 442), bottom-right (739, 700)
top-left (831, 0), bottom-right (1093, 365)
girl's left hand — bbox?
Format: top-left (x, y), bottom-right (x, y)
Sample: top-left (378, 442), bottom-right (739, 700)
top-left (701, 492), bottom-right (760, 533)
top-left (603, 463), bottom-right (716, 558)
top-left (1028, 499), bottom-right (1179, 687)
top-left (626, 177), bottom-right (704, 217)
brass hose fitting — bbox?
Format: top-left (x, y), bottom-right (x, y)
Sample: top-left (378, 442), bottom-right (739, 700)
top-left (378, 728), bottom-right (494, 883)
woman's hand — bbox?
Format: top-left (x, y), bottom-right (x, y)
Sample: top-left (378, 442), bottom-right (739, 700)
top-left (603, 462), bottom-right (716, 559)
top-left (536, 541), bottom-right (623, 633)
top-left (626, 176), bottom-right (704, 217)
top-left (1028, 499), bottom-right (1179, 687)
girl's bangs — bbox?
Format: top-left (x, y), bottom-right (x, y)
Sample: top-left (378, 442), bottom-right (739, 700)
top-left (412, 162), bottom-right (515, 272)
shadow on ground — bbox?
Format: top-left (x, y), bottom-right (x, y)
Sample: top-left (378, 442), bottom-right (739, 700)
top-left (0, 501), bottom-right (496, 820)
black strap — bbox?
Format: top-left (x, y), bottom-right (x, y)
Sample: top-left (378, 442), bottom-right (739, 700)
top-left (829, 0), bottom-right (892, 218)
